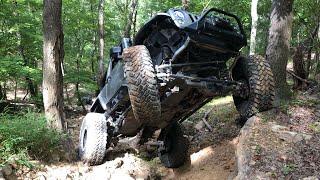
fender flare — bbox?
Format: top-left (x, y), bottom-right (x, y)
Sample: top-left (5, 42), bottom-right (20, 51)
top-left (134, 13), bottom-right (171, 45)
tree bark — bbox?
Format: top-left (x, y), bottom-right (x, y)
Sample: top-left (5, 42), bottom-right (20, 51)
top-left (266, 0), bottom-right (294, 101)
top-left (182, 0), bottom-right (188, 11)
top-left (305, 20), bottom-right (320, 78)
top-left (14, 78), bottom-right (17, 101)
top-left (2, 82), bottom-right (7, 100)
top-left (43, 0), bottom-right (65, 129)
top-left (249, 0), bottom-right (259, 55)
top-left (124, 0), bottom-right (138, 38)
top-left (0, 84), bottom-right (3, 100)
top-left (292, 44), bottom-right (307, 89)
top-left (90, 2), bottom-right (97, 74)
top-left (98, 0), bottom-right (105, 90)
top-left (133, 4), bottom-right (138, 38)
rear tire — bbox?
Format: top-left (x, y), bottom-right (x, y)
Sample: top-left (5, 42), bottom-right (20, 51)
top-left (158, 123), bottom-right (189, 168)
top-left (79, 113), bottom-right (107, 165)
top-left (232, 55), bottom-right (275, 120)
top-left (122, 45), bottom-right (161, 123)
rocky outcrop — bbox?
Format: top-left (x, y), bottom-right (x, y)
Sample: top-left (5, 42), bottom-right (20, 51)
top-left (235, 111), bottom-right (318, 179)
top-left (235, 116), bottom-right (260, 179)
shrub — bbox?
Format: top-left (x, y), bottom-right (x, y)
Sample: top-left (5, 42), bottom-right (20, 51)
top-left (0, 110), bottom-right (66, 167)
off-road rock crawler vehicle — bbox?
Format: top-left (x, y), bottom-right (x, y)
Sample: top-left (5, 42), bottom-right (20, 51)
top-left (79, 8), bottom-right (274, 167)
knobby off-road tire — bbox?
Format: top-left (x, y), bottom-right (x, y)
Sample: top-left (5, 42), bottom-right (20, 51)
top-left (79, 113), bottom-right (107, 165)
top-left (159, 123), bottom-right (190, 168)
top-left (232, 55), bottom-right (275, 120)
top-left (122, 45), bottom-right (161, 123)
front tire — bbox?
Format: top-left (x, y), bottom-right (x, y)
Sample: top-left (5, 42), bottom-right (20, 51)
top-left (232, 55), bottom-right (275, 120)
top-left (79, 113), bottom-right (107, 165)
top-left (158, 123), bottom-right (190, 168)
top-left (122, 45), bottom-right (161, 124)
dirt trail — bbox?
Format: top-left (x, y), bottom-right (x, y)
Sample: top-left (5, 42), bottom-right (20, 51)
top-left (162, 140), bottom-right (237, 180)
top-left (8, 97), bottom-right (241, 179)
top-left (21, 139), bottom-right (237, 180)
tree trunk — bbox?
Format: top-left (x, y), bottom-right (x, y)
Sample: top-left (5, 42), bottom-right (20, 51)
top-left (64, 85), bottom-right (72, 106)
top-left (314, 51), bottom-right (319, 78)
top-left (43, 0), bottom-right (65, 129)
top-left (124, 0), bottom-right (138, 38)
top-left (14, 78), bottom-right (17, 101)
top-left (20, 42), bottom-right (37, 99)
top-left (90, 1), bottom-right (97, 74)
top-left (2, 82), bottom-right (7, 100)
top-left (133, 4), bottom-right (138, 38)
top-left (266, 0), bottom-right (294, 101)
top-left (249, 0), bottom-right (259, 55)
top-left (292, 44), bottom-right (307, 89)
top-left (97, 0), bottom-right (105, 90)
top-left (305, 20), bottom-right (320, 78)
top-left (0, 84), bottom-right (3, 100)
top-left (26, 77), bottom-right (36, 98)
top-left (182, 0), bottom-right (188, 11)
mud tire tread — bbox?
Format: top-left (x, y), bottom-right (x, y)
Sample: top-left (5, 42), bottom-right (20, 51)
top-left (232, 55), bottom-right (275, 120)
top-left (123, 45), bottom-right (161, 123)
top-left (159, 123), bottom-right (190, 168)
top-left (79, 113), bottom-right (107, 165)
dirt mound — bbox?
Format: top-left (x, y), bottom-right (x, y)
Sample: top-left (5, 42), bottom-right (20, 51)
top-left (161, 140), bottom-right (237, 180)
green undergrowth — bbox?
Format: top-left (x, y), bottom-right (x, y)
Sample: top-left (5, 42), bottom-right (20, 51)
top-left (187, 96), bottom-right (239, 124)
top-left (0, 110), bottom-right (66, 168)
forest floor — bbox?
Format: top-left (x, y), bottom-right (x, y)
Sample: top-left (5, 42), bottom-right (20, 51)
top-left (2, 73), bottom-right (320, 180)
top-left (3, 96), bottom-right (242, 180)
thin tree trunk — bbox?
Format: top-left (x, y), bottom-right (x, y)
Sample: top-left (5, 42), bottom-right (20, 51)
top-left (98, 0), bottom-right (105, 90)
top-left (75, 47), bottom-right (87, 112)
top-left (124, 0), bottom-right (138, 38)
top-left (292, 44), bottom-right (307, 89)
top-left (26, 77), bottom-right (36, 98)
top-left (133, 4), bottom-right (138, 38)
top-left (266, 0), bottom-right (294, 101)
top-left (182, 0), bottom-right (188, 11)
top-left (249, 0), bottom-right (258, 55)
top-left (64, 85), bottom-right (72, 106)
top-left (3, 82), bottom-right (7, 100)
top-left (0, 84), bottom-right (3, 100)
top-left (90, 2), bottom-right (97, 74)
top-left (14, 79), bottom-right (17, 101)
top-left (314, 52), bottom-right (319, 78)
top-left (20, 47), bottom-right (37, 99)
top-left (43, 0), bottom-right (65, 129)
top-left (305, 21), bottom-right (320, 78)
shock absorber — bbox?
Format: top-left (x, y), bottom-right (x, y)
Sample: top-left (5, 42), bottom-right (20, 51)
top-left (156, 46), bottom-right (173, 85)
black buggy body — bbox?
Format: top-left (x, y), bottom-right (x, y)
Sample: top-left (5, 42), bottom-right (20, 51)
top-left (79, 8), bottom-right (274, 168)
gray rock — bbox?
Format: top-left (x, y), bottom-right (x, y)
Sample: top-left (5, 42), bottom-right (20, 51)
top-left (277, 130), bottom-right (309, 143)
top-left (302, 134), bottom-right (313, 141)
top-left (236, 116), bottom-right (260, 180)
top-left (277, 131), bottom-right (297, 143)
top-left (2, 164), bottom-right (13, 176)
top-left (271, 124), bottom-right (289, 132)
top-left (293, 133), bottom-right (304, 143)
top-left (302, 176), bottom-right (319, 180)
top-left (194, 121), bottom-right (205, 131)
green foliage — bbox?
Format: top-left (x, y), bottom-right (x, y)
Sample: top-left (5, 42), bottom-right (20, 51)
top-left (282, 164), bottom-right (297, 175)
top-left (0, 111), bottom-right (67, 166)
top-left (255, 144), bottom-right (262, 154)
top-left (0, 0), bottom-right (319, 104)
